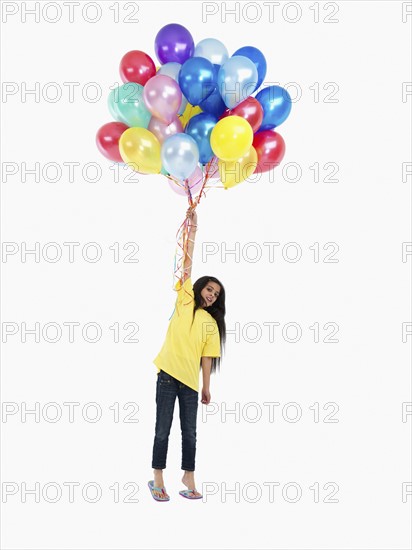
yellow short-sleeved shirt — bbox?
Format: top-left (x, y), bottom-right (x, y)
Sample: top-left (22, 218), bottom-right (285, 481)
top-left (153, 276), bottom-right (221, 392)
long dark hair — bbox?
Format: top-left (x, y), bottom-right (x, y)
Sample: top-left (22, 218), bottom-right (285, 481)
top-left (191, 276), bottom-right (226, 374)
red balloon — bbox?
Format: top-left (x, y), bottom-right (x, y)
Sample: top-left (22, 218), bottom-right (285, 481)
top-left (96, 122), bottom-right (129, 163)
top-left (120, 50), bottom-right (156, 85)
top-left (253, 130), bottom-right (286, 174)
top-left (220, 97), bottom-right (263, 133)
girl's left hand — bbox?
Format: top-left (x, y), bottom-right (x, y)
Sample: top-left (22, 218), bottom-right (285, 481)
top-left (186, 206), bottom-right (198, 226)
top-left (201, 388), bottom-right (211, 405)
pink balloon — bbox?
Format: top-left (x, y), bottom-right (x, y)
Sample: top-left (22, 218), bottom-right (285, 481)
top-left (168, 166), bottom-right (203, 196)
top-left (148, 116), bottom-right (183, 143)
top-left (143, 74), bottom-right (182, 124)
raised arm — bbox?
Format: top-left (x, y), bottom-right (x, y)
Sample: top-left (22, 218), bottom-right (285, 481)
top-left (182, 206), bottom-right (198, 281)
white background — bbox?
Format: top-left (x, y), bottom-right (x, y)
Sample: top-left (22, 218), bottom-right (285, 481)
top-left (1, 1), bottom-right (411, 549)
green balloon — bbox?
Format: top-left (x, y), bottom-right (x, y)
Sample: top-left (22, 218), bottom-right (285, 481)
top-left (108, 83), bottom-right (151, 128)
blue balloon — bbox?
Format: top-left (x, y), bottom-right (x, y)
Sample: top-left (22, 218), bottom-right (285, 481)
top-left (233, 46), bottom-right (267, 92)
top-left (178, 57), bottom-right (216, 106)
top-left (161, 133), bottom-right (199, 180)
top-left (185, 113), bottom-right (218, 164)
top-left (198, 64), bottom-right (227, 117)
top-left (199, 90), bottom-right (227, 118)
top-left (255, 86), bottom-right (292, 130)
top-left (218, 56), bottom-right (258, 109)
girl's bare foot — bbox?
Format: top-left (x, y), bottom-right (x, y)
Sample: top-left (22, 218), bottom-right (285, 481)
top-left (152, 469), bottom-right (169, 500)
top-left (182, 471), bottom-right (202, 497)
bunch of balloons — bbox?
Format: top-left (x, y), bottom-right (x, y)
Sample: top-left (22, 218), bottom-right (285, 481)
top-left (96, 23), bottom-right (292, 197)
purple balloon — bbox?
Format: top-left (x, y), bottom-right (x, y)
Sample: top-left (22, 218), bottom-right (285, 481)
top-left (155, 24), bottom-right (194, 65)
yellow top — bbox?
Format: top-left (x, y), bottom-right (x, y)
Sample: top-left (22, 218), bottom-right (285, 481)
top-left (153, 276), bottom-right (221, 392)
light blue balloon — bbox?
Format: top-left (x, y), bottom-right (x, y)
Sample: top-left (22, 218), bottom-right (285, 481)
top-left (218, 56), bottom-right (258, 109)
top-left (255, 85), bottom-right (292, 130)
top-left (194, 38), bottom-right (229, 66)
top-left (108, 83), bottom-right (151, 128)
top-left (161, 133), bottom-right (200, 180)
top-left (157, 61), bottom-right (181, 80)
top-left (233, 46), bottom-right (267, 92)
top-left (157, 62), bottom-right (188, 115)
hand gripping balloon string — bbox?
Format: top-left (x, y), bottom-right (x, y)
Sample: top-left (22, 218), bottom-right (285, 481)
top-left (171, 198), bottom-right (196, 315)
top-left (172, 205), bottom-right (198, 309)
top-left (172, 181), bottom-right (193, 287)
top-left (172, 161), bottom-right (224, 290)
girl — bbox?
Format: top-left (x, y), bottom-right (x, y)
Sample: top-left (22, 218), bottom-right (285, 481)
top-left (148, 206), bottom-right (226, 501)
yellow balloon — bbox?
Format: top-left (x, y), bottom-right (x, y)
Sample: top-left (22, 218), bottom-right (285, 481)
top-left (218, 146), bottom-right (258, 189)
top-left (179, 103), bottom-right (202, 128)
top-left (210, 116), bottom-right (253, 161)
top-left (119, 127), bottom-right (161, 174)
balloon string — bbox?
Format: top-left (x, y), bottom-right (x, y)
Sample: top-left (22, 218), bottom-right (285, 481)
top-left (186, 178), bottom-right (194, 207)
top-left (172, 199), bottom-right (199, 312)
top-left (172, 179), bottom-right (196, 290)
top-left (195, 156), bottom-right (218, 205)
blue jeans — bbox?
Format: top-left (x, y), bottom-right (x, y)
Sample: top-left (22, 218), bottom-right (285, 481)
top-left (152, 370), bottom-right (199, 471)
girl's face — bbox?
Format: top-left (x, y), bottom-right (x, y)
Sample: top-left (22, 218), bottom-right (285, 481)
top-left (200, 281), bottom-right (221, 308)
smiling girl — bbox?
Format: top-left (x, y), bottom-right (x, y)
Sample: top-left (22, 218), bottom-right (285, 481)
top-left (148, 206), bottom-right (226, 501)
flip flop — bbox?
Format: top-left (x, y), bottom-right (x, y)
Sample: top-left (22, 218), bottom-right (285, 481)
top-left (148, 480), bottom-right (170, 501)
top-left (179, 488), bottom-right (202, 499)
